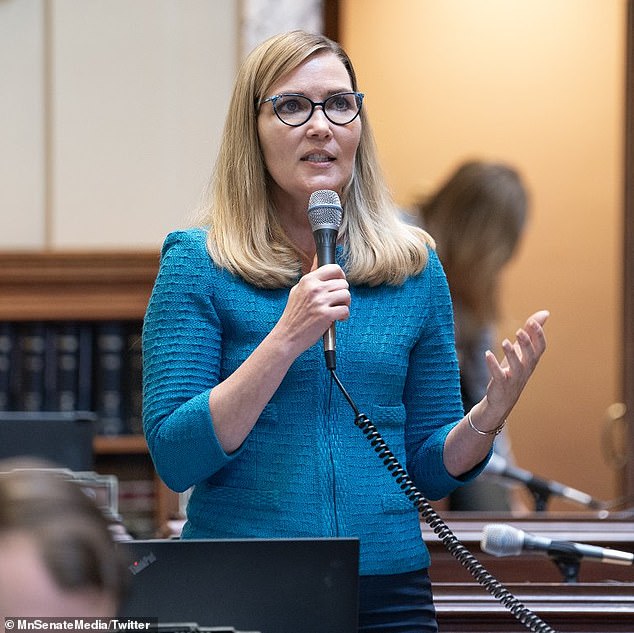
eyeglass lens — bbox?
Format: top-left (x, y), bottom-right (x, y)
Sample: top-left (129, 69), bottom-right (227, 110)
top-left (274, 93), bottom-right (362, 126)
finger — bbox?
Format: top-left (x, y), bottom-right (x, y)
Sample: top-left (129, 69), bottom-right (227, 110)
top-left (526, 318), bottom-right (547, 356)
top-left (515, 327), bottom-right (536, 363)
top-left (528, 309), bottom-right (550, 327)
top-left (514, 322), bottom-right (546, 363)
top-left (485, 349), bottom-right (506, 381)
top-left (501, 338), bottom-right (523, 374)
top-left (321, 277), bottom-right (350, 292)
top-left (312, 263), bottom-right (346, 281)
top-left (524, 312), bottom-right (549, 333)
top-left (327, 285), bottom-right (351, 302)
top-left (331, 304), bottom-right (350, 322)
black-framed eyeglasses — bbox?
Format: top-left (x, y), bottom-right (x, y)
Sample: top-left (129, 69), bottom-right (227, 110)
top-left (258, 92), bottom-right (364, 127)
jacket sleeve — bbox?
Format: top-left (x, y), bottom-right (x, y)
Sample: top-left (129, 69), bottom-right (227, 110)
top-left (403, 249), bottom-right (491, 500)
top-left (142, 229), bottom-right (241, 492)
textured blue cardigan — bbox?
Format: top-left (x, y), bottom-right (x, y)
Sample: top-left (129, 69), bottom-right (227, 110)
top-left (142, 228), bottom-right (486, 575)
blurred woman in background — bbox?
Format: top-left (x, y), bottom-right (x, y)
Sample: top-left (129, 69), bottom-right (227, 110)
top-left (416, 160), bottom-right (530, 511)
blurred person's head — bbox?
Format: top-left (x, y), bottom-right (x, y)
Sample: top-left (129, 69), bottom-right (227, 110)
top-left (0, 460), bottom-right (127, 617)
top-left (416, 160), bottom-right (529, 331)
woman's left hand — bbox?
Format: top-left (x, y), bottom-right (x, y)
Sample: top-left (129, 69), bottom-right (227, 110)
top-left (483, 309), bottom-right (549, 419)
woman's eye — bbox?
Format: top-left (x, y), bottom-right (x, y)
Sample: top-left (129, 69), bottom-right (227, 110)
top-left (278, 97), bottom-right (308, 113)
top-left (330, 95), bottom-right (352, 111)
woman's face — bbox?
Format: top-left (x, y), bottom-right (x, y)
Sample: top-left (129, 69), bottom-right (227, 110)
top-left (257, 51), bottom-right (362, 214)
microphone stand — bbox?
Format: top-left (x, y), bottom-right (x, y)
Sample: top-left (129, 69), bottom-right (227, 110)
top-left (546, 542), bottom-right (583, 584)
top-left (524, 480), bottom-right (553, 512)
top-left (518, 482), bottom-right (591, 580)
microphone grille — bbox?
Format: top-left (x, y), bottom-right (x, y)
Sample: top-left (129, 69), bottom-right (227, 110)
top-left (307, 190), bottom-right (343, 231)
top-left (481, 523), bottom-right (524, 557)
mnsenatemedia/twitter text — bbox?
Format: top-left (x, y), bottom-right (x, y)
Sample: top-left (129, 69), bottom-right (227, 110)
top-left (4, 619), bottom-right (155, 631)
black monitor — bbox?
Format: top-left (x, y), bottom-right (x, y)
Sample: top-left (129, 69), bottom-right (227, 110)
top-left (0, 410), bottom-right (96, 471)
top-left (117, 537), bottom-right (360, 633)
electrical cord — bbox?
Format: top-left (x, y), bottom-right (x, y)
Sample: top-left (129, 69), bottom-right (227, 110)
top-left (329, 368), bottom-right (557, 633)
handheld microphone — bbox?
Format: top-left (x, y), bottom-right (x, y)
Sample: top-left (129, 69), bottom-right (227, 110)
top-left (307, 189), bottom-right (343, 370)
top-left (484, 452), bottom-right (604, 510)
top-left (481, 523), bottom-right (634, 566)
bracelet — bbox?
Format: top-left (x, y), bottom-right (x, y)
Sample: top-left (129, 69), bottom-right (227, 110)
top-left (467, 410), bottom-right (507, 436)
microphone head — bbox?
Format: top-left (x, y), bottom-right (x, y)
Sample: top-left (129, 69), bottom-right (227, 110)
top-left (307, 190), bottom-right (343, 232)
top-left (481, 523), bottom-right (524, 557)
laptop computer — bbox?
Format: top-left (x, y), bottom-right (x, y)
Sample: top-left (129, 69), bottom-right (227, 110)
top-left (0, 410), bottom-right (96, 471)
top-left (117, 538), bottom-right (359, 633)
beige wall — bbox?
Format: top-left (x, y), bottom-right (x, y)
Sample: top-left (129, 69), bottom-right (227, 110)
top-left (0, 0), bottom-right (46, 247)
top-left (341, 0), bottom-right (626, 507)
top-left (0, 0), bottom-right (239, 250)
top-left (0, 0), bottom-right (327, 251)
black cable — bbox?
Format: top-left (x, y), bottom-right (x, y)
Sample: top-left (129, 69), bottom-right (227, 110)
top-left (329, 368), bottom-right (557, 633)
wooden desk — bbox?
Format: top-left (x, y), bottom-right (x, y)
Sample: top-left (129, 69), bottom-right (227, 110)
top-left (422, 512), bottom-right (634, 584)
top-left (434, 582), bottom-right (634, 632)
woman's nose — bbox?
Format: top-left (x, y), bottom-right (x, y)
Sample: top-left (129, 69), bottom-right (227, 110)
top-left (306, 107), bottom-right (332, 135)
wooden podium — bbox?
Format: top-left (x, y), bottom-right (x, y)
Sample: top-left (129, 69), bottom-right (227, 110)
top-left (434, 582), bottom-right (634, 632)
top-left (424, 512), bottom-right (634, 631)
top-left (423, 511), bottom-right (634, 584)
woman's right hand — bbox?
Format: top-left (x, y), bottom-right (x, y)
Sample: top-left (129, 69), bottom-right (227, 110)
top-left (275, 263), bottom-right (350, 357)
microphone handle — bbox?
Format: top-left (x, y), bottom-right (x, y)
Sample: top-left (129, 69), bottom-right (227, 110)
top-left (312, 227), bottom-right (338, 370)
top-left (524, 529), bottom-right (634, 565)
top-left (563, 541), bottom-right (634, 565)
top-left (505, 465), bottom-right (600, 508)
top-left (323, 327), bottom-right (336, 370)
top-left (313, 227), bottom-right (338, 266)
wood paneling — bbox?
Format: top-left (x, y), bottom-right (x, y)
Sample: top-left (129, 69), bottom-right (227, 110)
top-left (0, 251), bottom-right (158, 320)
top-left (434, 582), bottom-right (634, 632)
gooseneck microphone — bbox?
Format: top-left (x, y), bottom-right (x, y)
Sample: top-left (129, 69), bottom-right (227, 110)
top-left (307, 189), bottom-right (343, 370)
top-left (481, 523), bottom-right (634, 566)
top-left (484, 452), bottom-right (604, 511)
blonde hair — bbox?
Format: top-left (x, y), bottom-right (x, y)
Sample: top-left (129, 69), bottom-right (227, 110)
top-left (193, 30), bottom-right (432, 288)
top-left (417, 160), bottom-right (528, 333)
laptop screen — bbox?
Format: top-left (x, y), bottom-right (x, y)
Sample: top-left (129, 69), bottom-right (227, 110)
top-left (117, 538), bottom-right (359, 633)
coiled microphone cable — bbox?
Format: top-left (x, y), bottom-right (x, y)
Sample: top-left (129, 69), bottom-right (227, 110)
top-left (329, 368), bottom-right (557, 633)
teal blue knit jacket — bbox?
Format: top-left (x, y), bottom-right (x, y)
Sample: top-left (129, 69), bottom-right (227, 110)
top-left (142, 228), bottom-right (487, 575)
